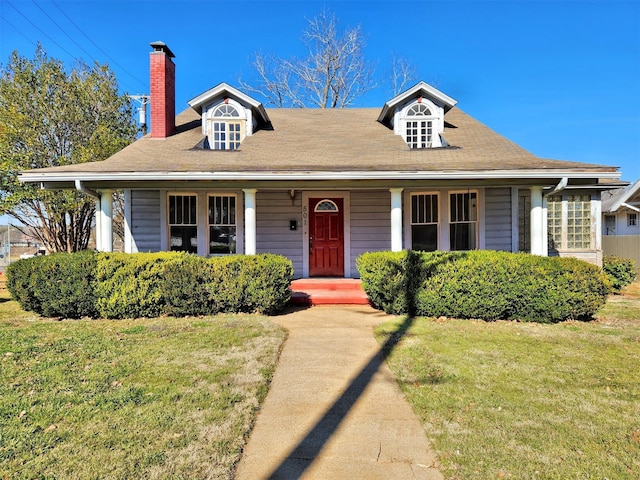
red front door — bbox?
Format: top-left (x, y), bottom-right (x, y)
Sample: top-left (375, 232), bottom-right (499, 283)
top-left (309, 198), bottom-right (344, 277)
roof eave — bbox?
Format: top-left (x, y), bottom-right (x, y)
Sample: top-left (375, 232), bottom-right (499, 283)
top-left (18, 169), bottom-right (622, 184)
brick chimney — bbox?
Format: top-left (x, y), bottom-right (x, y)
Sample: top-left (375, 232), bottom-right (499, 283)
top-left (149, 41), bottom-right (175, 138)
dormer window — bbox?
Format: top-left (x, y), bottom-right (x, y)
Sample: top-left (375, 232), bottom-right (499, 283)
top-left (378, 82), bottom-right (457, 150)
top-left (210, 103), bottom-right (244, 150)
top-left (405, 103), bottom-right (433, 148)
top-left (189, 83), bottom-right (271, 151)
top-left (405, 102), bottom-right (434, 149)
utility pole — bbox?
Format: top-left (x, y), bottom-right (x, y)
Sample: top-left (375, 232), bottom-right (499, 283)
top-left (129, 95), bottom-right (150, 135)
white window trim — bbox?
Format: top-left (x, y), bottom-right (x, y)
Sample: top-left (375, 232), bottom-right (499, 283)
top-left (404, 189), bottom-right (484, 251)
top-left (207, 193), bottom-right (239, 255)
top-left (628, 212), bottom-right (638, 227)
top-left (161, 190), bottom-right (244, 255)
top-left (202, 98), bottom-right (252, 148)
top-left (166, 192), bottom-right (199, 253)
top-left (449, 190), bottom-right (480, 251)
top-left (408, 192), bottom-right (440, 251)
top-left (396, 98), bottom-right (444, 148)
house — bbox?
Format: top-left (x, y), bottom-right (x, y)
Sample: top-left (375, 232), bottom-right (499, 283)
top-left (602, 179), bottom-right (640, 236)
top-left (19, 42), bottom-right (623, 278)
top-left (601, 179), bottom-right (640, 267)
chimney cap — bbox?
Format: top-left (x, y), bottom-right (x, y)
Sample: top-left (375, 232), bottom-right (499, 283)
top-left (150, 41), bottom-right (175, 58)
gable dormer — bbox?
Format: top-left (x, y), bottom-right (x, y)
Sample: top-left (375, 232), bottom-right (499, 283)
top-left (188, 83), bottom-right (270, 150)
top-left (378, 81), bottom-right (457, 149)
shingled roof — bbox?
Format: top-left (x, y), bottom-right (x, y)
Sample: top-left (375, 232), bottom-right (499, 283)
top-left (20, 104), bottom-right (618, 183)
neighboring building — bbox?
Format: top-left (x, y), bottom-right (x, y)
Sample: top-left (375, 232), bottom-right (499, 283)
top-left (602, 179), bottom-right (640, 236)
top-left (19, 42), bottom-right (623, 278)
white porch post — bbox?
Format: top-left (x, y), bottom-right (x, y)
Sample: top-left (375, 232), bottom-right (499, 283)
top-left (530, 186), bottom-right (545, 256)
top-left (390, 188), bottom-right (404, 252)
top-left (243, 189), bottom-right (257, 255)
top-left (99, 190), bottom-right (113, 253)
top-left (94, 196), bottom-right (102, 251)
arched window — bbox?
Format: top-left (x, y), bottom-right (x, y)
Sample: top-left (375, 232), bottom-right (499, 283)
top-left (208, 102), bottom-right (244, 150)
top-left (314, 200), bottom-right (339, 212)
top-left (407, 103), bottom-right (432, 116)
top-left (213, 104), bottom-right (240, 117)
top-left (404, 101), bottom-right (435, 149)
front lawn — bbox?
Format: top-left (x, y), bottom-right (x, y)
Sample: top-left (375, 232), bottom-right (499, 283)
top-left (376, 281), bottom-right (640, 479)
top-left (0, 287), bottom-right (285, 479)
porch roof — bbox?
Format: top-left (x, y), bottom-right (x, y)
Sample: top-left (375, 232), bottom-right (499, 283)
top-left (19, 106), bottom-right (619, 184)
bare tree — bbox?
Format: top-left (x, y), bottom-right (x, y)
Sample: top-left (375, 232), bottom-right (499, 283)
top-left (389, 53), bottom-right (418, 96)
top-left (10, 192), bottom-right (95, 252)
top-left (241, 53), bottom-right (300, 108)
top-left (241, 11), bottom-right (376, 108)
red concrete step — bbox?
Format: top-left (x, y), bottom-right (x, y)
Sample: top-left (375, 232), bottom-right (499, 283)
top-left (289, 278), bottom-right (370, 306)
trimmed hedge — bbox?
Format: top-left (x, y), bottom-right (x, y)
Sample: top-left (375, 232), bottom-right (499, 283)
top-left (602, 255), bottom-right (637, 293)
top-left (6, 251), bottom-right (98, 319)
top-left (357, 250), bottom-right (611, 323)
top-left (7, 252), bottom-right (293, 319)
top-left (356, 250), bottom-right (463, 315)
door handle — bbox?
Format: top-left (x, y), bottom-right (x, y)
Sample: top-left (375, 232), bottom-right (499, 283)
top-left (309, 236), bottom-right (313, 254)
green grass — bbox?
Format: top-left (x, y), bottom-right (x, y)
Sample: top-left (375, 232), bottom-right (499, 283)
top-left (0, 288), bottom-right (285, 479)
top-left (376, 282), bottom-right (640, 480)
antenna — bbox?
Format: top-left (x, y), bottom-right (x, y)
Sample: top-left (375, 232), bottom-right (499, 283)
top-left (129, 95), bottom-right (150, 135)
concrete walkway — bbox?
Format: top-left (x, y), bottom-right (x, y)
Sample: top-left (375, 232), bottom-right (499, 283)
top-left (235, 305), bottom-right (443, 480)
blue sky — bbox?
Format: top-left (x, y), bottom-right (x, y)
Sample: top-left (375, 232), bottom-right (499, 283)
top-left (1, 0), bottom-right (639, 192)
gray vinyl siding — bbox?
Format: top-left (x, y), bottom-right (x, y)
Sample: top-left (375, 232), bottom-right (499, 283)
top-left (130, 190), bottom-right (161, 252)
top-left (484, 187), bottom-right (513, 252)
top-left (350, 190), bottom-right (391, 277)
top-left (256, 191), bottom-right (304, 277)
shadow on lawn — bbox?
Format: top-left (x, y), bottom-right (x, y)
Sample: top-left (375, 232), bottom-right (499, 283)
top-left (264, 314), bottom-right (415, 479)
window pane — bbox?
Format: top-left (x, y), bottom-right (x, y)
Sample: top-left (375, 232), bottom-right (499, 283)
top-left (209, 226), bottom-right (236, 254)
top-left (170, 226), bottom-right (197, 253)
top-left (450, 223), bottom-right (476, 251)
top-left (450, 192), bottom-right (477, 222)
top-left (208, 196), bottom-right (237, 255)
top-left (412, 225), bottom-right (438, 251)
top-left (169, 195), bottom-right (197, 226)
top-left (566, 195), bottom-right (591, 249)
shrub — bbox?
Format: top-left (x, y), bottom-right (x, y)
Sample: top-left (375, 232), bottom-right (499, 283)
top-left (95, 252), bottom-right (180, 319)
top-left (356, 251), bottom-right (412, 314)
top-left (357, 250), bottom-right (611, 323)
top-left (356, 250), bottom-right (462, 314)
top-left (8, 251), bottom-right (293, 319)
top-left (96, 252), bottom-right (293, 319)
top-left (602, 255), bottom-right (637, 292)
top-left (238, 254), bottom-right (294, 314)
top-left (160, 254), bottom-right (219, 317)
top-left (6, 251), bottom-right (98, 318)
top-left (416, 252), bottom-right (610, 322)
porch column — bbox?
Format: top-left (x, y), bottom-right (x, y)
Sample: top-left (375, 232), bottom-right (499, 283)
top-left (530, 186), bottom-right (545, 256)
top-left (94, 196), bottom-right (102, 251)
top-left (99, 190), bottom-right (113, 253)
top-left (243, 189), bottom-right (257, 255)
top-left (390, 188), bottom-right (404, 252)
